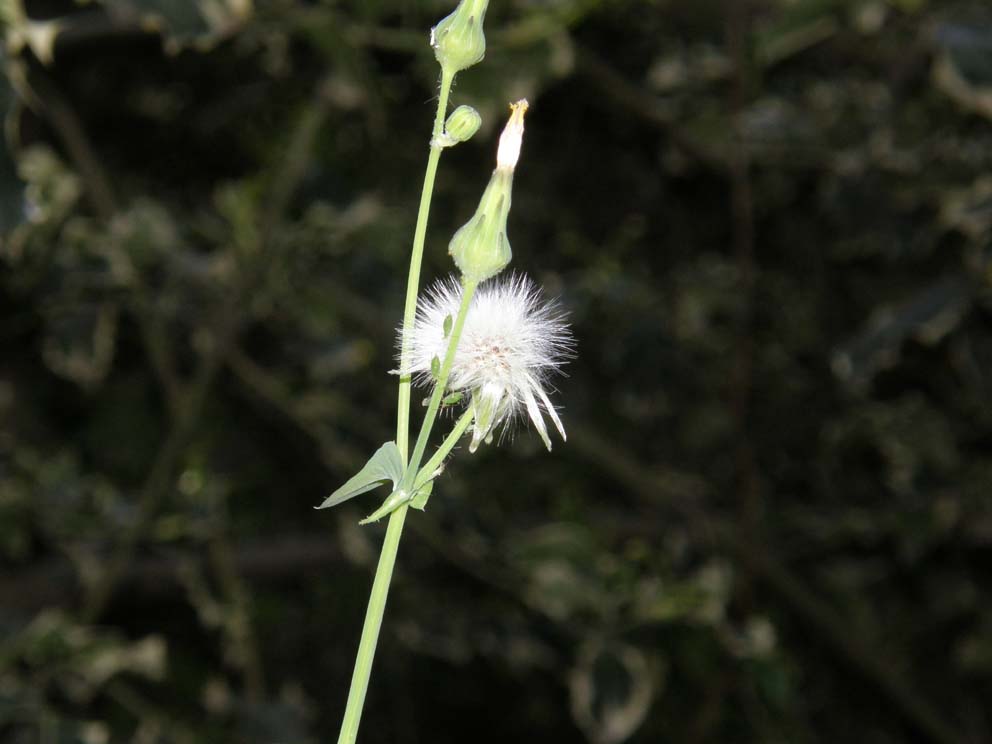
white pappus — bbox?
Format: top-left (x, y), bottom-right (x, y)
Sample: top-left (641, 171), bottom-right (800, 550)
top-left (402, 274), bottom-right (573, 452)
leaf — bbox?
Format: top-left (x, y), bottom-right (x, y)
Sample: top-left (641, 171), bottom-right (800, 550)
top-left (359, 489), bottom-right (409, 524)
top-left (753, 1), bottom-right (839, 69)
top-left (42, 301), bottom-right (119, 390)
top-left (933, 21), bottom-right (992, 121)
top-left (359, 476), bottom-right (435, 524)
top-left (831, 274), bottom-right (974, 391)
top-left (410, 479), bottom-right (434, 511)
top-left (569, 640), bottom-right (657, 744)
top-left (106, 0), bottom-right (253, 54)
top-left (315, 441), bottom-right (404, 509)
top-left (0, 55), bottom-right (27, 239)
top-left (2, 4), bottom-right (64, 65)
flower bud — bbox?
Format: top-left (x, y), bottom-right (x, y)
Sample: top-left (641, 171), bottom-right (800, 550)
top-left (448, 101), bottom-right (528, 283)
top-left (434, 105), bottom-right (482, 148)
top-left (431, 0), bottom-right (488, 75)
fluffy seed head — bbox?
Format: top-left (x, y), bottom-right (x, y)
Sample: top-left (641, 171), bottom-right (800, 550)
top-left (402, 274), bottom-right (573, 451)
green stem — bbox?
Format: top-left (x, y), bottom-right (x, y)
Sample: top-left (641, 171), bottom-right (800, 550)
top-left (336, 69), bottom-right (455, 744)
top-left (397, 68), bottom-right (455, 461)
top-left (336, 280), bottom-right (476, 743)
top-left (414, 406), bottom-right (475, 491)
top-left (403, 279), bottom-right (478, 489)
top-left (335, 503), bottom-right (409, 744)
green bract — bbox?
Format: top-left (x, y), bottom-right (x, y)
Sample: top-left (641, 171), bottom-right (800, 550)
top-left (448, 168), bottom-right (513, 282)
top-left (432, 0), bottom-right (488, 75)
top-left (469, 389), bottom-right (500, 451)
top-left (448, 101), bottom-right (527, 282)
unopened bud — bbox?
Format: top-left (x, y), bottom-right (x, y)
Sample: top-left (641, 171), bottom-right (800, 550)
top-left (431, 0), bottom-right (488, 75)
top-left (448, 101), bottom-right (529, 283)
top-left (434, 105), bottom-right (482, 148)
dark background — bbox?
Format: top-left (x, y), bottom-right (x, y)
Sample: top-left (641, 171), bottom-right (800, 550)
top-left (1, 0), bottom-right (991, 742)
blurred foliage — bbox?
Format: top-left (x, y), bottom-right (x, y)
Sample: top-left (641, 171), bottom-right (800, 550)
top-left (0, 0), bottom-right (991, 742)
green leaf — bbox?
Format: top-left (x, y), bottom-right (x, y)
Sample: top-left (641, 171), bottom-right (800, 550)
top-left (359, 477), bottom-right (435, 524)
top-left (410, 480), bottom-right (434, 511)
top-left (315, 441), bottom-right (404, 509)
top-left (359, 488), bottom-right (409, 524)
top-left (0, 57), bottom-right (27, 239)
top-left (933, 22), bottom-right (992, 121)
top-left (111, 0), bottom-right (253, 54)
top-left (2, 7), bottom-right (63, 65)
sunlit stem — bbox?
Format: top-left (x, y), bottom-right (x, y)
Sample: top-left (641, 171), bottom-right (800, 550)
top-left (397, 68), bottom-right (455, 462)
top-left (402, 278), bottom-right (478, 492)
top-left (336, 68), bottom-right (455, 744)
top-left (413, 406), bottom-right (475, 492)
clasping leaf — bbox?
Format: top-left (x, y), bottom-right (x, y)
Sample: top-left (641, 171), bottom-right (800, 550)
top-left (360, 479), bottom-right (435, 524)
top-left (316, 441), bottom-right (405, 510)
top-left (409, 479), bottom-right (434, 511)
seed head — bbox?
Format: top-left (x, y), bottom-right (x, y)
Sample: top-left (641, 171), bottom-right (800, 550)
top-left (402, 274), bottom-right (573, 452)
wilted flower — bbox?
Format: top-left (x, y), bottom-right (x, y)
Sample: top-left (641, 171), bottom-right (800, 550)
top-left (448, 100), bottom-right (528, 282)
top-left (403, 274), bottom-right (572, 452)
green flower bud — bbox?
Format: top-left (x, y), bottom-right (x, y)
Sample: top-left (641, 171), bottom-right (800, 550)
top-left (431, 0), bottom-right (488, 75)
top-left (434, 105), bottom-right (482, 148)
top-left (448, 100), bottom-right (528, 283)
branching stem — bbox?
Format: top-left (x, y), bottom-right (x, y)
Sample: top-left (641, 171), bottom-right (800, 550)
top-left (403, 279), bottom-right (477, 490)
top-left (414, 407), bottom-right (475, 491)
top-left (336, 69), bottom-right (457, 744)
top-left (397, 68), bottom-right (455, 461)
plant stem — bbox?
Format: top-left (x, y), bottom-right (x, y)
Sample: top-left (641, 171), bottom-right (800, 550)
top-left (414, 406), bottom-right (475, 491)
top-left (404, 279), bottom-right (477, 489)
top-left (336, 279), bottom-right (475, 744)
top-left (336, 69), bottom-right (455, 744)
top-left (335, 503), bottom-right (408, 744)
top-left (397, 68), bottom-right (455, 461)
